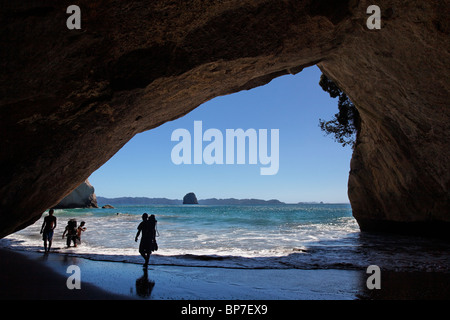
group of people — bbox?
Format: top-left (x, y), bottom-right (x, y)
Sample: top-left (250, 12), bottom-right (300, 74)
top-left (39, 209), bottom-right (86, 253)
top-left (40, 209), bottom-right (158, 268)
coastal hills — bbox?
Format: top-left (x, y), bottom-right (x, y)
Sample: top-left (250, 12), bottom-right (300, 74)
top-left (97, 196), bottom-right (285, 206)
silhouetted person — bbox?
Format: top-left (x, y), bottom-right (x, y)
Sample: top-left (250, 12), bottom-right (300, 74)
top-left (135, 213), bottom-right (157, 268)
top-left (40, 209), bottom-right (57, 253)
top-left (76, 221), bottom-right (86, 245)
top-left (62, 219), bottom-right (78, 247)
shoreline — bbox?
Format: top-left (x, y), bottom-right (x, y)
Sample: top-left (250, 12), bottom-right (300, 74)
top-left (1, 247), bottom-right (449, 300)
top-left (0, 247), bottom-right (363, 300)
top-left (0, 247), bottom-right (127, 299)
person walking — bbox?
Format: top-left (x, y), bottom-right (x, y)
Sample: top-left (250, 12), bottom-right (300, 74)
top-left (135, 213), bottom-right (157, 268)
top-left (40, 209), bottom-right (57, 253)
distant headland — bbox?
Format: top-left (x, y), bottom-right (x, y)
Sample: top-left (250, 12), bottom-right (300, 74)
top-left (97, 195), bottom-right (286, 206)
top-left (96, 194), bottom-right (341, 206)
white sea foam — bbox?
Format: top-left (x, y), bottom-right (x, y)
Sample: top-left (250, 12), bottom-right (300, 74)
top-left (1, 204), bottom-right (449, 272)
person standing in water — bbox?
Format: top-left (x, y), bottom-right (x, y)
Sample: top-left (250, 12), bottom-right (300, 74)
top-left (40, 209), bottom-right (57, 253)
top-left (76, 221), bottom-right (86, 245)
top-left (135, 213), bottom-right (157, 268)
top-left (62, 219), bottom-right (78, 247)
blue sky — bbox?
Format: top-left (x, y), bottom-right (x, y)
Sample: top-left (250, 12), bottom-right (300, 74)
top-left (89, 66), bottom-right (353, 203)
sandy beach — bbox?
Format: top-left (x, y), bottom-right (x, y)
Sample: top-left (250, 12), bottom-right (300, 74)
top-left (0, 247), bottom-right (364, 300)
top-left (0, 248), bottom-right (126, 300)
top-left (1, 247), bottom-right (449, 302)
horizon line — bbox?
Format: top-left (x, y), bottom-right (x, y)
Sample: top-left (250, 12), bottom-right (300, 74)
top-left (96, 195), bottom-right (350, 205)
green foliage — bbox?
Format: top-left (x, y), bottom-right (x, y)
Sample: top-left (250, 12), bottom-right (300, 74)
top-left (318, 74), bottom-right (360, 148)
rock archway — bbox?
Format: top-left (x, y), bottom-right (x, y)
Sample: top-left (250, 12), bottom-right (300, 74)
top-left (1, 0), bottom-right (449, 238)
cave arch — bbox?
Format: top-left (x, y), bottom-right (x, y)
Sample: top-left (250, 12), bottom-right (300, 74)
top-left (1, 0), bottom-right (449, 238)
top-left (89, 66), bottom-right (354, 204)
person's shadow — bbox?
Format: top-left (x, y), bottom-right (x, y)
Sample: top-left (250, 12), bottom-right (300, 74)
top-left (135, 268), bottom-right (155, 298)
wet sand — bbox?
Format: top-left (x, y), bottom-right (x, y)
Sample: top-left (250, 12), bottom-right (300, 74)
top-left (0, 248), bottom-right (127, 299)
top-left (0, 248), bottom-right (449, 301)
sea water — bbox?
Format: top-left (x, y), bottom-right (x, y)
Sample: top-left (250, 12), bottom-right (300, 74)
top-left (1, 204), bottom-right (449, 272)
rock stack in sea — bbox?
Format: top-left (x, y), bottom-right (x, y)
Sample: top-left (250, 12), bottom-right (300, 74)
top-left (183, 192), bottom-right (198, 204)
top-left (54, 179), bottom-right (98, 209)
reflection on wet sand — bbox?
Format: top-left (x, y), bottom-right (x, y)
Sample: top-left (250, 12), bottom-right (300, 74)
top-left (136, 268), bottom-right (155, 298)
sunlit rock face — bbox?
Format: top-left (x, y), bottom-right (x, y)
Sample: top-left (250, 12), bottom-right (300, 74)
top-left (0, 0), bottom-right (448, 238)
top-left (54, 179), bottom-right (98, 209)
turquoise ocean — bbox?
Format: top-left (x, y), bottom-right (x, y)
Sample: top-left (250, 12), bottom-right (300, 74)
top-left (1, 204), bottom-right (449, 272)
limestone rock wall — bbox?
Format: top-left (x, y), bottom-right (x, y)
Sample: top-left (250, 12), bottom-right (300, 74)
top-left (0, 0), bottom-right (448, 238)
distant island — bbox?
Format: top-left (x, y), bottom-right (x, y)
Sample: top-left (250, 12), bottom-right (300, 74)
top-left (183, 192), bottom-right (198, 204)
top-left (97, 196), bottom-right (286, 206)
